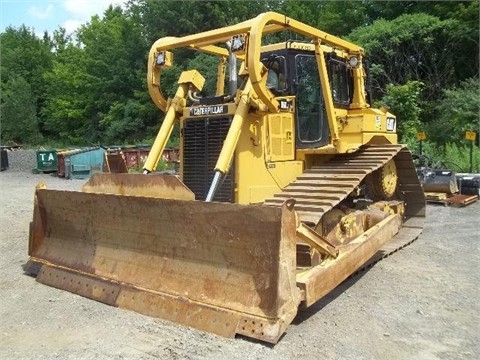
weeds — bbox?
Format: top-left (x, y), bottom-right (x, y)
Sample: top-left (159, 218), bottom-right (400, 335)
top-left (411, 141), bottom-right (479, 173)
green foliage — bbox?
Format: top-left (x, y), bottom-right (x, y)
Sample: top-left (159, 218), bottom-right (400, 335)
top-left (0, 25), bottom-right (53, 136)
top-left (1, 76), bottom-right (41, 144)
top-left (349, 13), bottom-right (461, 101)
top-left (306, 1), bottom-right (370, 36)
top-left (155, 158), bottom-right (176, 172)
top-left (75, 5), bottom-right (148, 143)
top-left (0, 25), bottom-right (53, 92)
top-left (348, 7), bottom-right (478, 142)
top-left (419, 142), bottom-right (479, 173)
top-left (100, 93), bottom-right (158, 144)
top-left (129, 0), bottom-right (270, 42)
top-left (376, 81), bottom-right (424, 143)
top-left (42, 44), bottom-right (92, 143)
top-left (364, 1), bottom-right (477, 23)
top-left (429, 78), bottom-right (480, 145)
top-left (441, 143), bottom-right (479, 173)
top-left (186, 54), bottom-right (223, 96)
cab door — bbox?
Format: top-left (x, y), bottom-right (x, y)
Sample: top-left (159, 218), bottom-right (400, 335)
top-left (294, 53), bottom-right (330, 149)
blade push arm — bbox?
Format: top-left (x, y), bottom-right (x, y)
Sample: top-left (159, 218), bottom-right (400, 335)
top-left (143, 70), bottom-right (205, 173)
top-left (205, 80), bottom-right (253, 201)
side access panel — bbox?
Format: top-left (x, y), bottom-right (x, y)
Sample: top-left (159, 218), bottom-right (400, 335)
top-left (28, 188), bottom-right (300, 343)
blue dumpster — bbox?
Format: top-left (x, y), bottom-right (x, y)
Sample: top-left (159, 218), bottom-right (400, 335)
top-left (61, 147), bottom-right (105, 179)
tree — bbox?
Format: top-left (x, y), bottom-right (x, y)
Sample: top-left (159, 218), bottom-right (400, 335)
top-left (377, 81), bottom-right (424, 143)
top-left (349, 14), bottom-right (460, 101)
top-left (1, 76), bottom-right (40, 144)
top-left (430, 78), bottom-right (480, 146)
top-left (128, 0), bottom-right (270, 43)
top-left (100, 88), bottom-right (159, 144)
top-left (0, 26), bottom-right (53, 135)
top-left (2, 0), bottom-right (477, 147)
top-left (42, 44), bottom-right (93, 143)
top-left (71, 5), bottom-right (149, 143)
top-left (347, 3), bottom-right (478, 148)
top-left (0, 26), bottom-right (53, 90)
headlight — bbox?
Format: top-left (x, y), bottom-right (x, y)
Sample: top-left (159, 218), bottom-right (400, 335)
top-left (348, 56), bottom-right (359, 67)
top-left (156, 52), bottom-right (166, 66)
top-left (386, 117), bottom-right (396, 131)
top-left (154, 51), bottom-right (172, 68)
top-left (231, 35), bottom-right (246, 52)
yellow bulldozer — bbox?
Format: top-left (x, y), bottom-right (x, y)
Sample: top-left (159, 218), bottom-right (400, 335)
top-left (27, 12), bottom-right (425, 343)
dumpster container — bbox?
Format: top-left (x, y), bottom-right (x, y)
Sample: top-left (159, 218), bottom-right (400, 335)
top-left (104, 148), bottom-right (128, 173)
top-left (57, 152), bottom-right (66, 177)
top-left (1, 148), bottom-right (8, 171)
top-left (35, 150), bottom-right (58, 173)
top-left (121, 147), bottom-right (150, 169)
top-left (121, 146), bottom-right (179, 171)
top-left (56, 149), bottom-right (77, 177)
top-left (61, 147), bottom-right (105, 179)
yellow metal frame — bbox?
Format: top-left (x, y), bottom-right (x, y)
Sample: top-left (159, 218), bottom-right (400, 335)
top-left (144, 70), bottom-right (205, 172)
top-left (145, 11), bottom-right (396, 177)
top-left (145, 12), bottom-right (370, 173)
top-left (147, 12), bottom-right (363, 112)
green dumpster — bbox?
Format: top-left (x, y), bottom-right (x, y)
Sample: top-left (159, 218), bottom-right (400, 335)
top-left (35, 150), bottom-right (58, 173)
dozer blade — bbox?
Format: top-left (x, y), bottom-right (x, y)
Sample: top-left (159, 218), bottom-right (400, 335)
top-left (28, 186), bottom-right (301, 343)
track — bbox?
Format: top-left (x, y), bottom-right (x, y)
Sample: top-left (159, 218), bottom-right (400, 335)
top-left (264, 144), bottom-right (426, 268)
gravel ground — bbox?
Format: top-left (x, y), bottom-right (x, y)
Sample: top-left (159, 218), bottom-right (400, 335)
top-left (0, 154), bottom-right (479, 359)
top-left (4, 149), bottom-right (38, 172)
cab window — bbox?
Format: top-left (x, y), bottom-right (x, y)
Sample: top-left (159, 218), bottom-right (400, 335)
top-left (329, 58), bottom-right (351, 106)
top-left (295, 54), bottom-right (324, 143)
top-left (261, 55), bottom-right (287, 95)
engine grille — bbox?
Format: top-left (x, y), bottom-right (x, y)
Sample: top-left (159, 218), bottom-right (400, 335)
top-left (183, 116), bottom-right (234, 202)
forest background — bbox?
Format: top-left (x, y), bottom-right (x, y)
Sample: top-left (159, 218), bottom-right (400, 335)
top-left (1, 0), bottom-right (478, 171)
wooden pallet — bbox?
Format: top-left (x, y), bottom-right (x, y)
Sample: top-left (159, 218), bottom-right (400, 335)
top-left (425, 192), bottom-right (478, 207)
top-left (447, 194), bottom-right (478, 207)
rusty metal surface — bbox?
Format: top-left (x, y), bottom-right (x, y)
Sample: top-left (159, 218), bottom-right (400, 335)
top-left (104, 152), bottom-right (128, 173)
top-left (81, 173), bottom-right (194, 200)
top-left (116, 286), bottom-right (240, 338)
top-left (29, 191), bottom-right (300, 343)
top-left (425, 193), bottom-right (478, 207)
top-left (296, 223), bottom-right (338, 258)
top-left (121, 148), bottom-right (150, 168)
top-left (447, 194), bottom-right (478, 207)
top-left (120, 147), bottom-right (178, 169)
top-left (37, 265), bottom-right (121, 306)
top-left (34, 263), bottom-right (298, 343)
top-left (265, 145), bottom-right (425, 306)
top-left (297, 214), bottom-right (403, 307)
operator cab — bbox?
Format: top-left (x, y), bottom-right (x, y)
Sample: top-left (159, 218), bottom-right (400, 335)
top-left (261, 44), bottom-right (353, 149)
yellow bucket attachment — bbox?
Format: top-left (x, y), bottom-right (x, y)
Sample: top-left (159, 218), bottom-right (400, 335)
top-left (28, 178), bottom-right (300, 343)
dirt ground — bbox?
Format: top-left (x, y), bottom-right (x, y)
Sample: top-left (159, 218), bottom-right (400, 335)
top-left (0, 170), bottom-right (478, 360)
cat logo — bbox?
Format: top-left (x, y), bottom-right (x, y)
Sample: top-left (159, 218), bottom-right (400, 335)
top-left (190, 105), bottom-right (227, 116)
